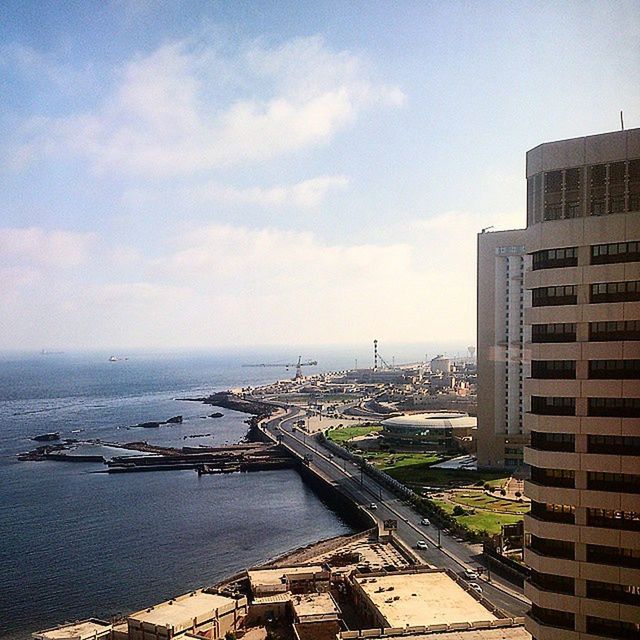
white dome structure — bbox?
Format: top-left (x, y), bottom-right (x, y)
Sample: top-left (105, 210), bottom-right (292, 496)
top-left (381, 412), bottom-right (476, 451)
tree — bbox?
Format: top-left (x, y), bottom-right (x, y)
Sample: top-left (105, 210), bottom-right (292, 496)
top-left (453, 505), bottom-right (465, 516)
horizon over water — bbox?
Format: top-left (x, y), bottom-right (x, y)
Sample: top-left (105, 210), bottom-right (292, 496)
top-left (0, 348), bottom-right (361, 639)
top-left (0, 344), bottom-right (464, 637)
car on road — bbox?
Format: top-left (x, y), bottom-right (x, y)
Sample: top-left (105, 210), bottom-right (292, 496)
top-left (416, 540), bottom-right (428, 550)
top-left (463, 569), bottom-right (479, 580)
top-left (469, 583), bottom-right (482, 595)
top-left (420, 517), bottom-right (430, 526)
top-left (327, 453), bottom-right (334, 460)
top-left (368, 503), bottom-right (378, 510)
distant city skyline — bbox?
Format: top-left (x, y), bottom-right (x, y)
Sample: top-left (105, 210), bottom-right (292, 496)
top-left (1, 0), bottom-right (639, 350)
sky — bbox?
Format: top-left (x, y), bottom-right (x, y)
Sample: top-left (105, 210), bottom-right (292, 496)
top-left (1, 0), bottom-right (639, 352)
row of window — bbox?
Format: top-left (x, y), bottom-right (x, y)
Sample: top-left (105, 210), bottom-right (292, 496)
top-left (531, 320), bottom-right (640, 342)
top-left (529, 570), bottom-right (574, 595)
top-left (531, 502), bottom-right (640, 532)
top-left (531, 607), bottom-right (640, 639)
top-left (531, 240), bottom-right (640, 270)
top-left (528, 537), bottom-right (640, 570)
top-left (531, 396), bottom-right (640, 417)
top-left (587, 580), bottom-right (640, 606)
top-left (588, 471), bottom-right (640, 493)
top-left (529, 358), bottom-right (640, 379)
top-left (531, 280), bottom-right (640, 306)
top-left (529, 433), bottom-right (640, 455)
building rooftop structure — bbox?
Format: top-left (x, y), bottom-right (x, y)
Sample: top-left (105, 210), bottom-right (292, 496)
top-left (127, 590), bottom-right (242, 632)
top-left (381, 412), bottom-right (477, 429)
top-left (33, 620), bottom-right (112, 640)
top-left (247, 565), bottom-right (329, 596)
top-left (340, 623), bottom-right (530, 640)
top-left (353, 571), bottom-right (496, 628)
top-left (291, 593), bottom-right (341, 624)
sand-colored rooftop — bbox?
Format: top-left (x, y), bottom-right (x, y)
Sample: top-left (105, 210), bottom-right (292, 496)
top-left (33, 620), bottom-right (111, 640)
top-left (128, 591), bottom-right (238, 628)
top-left (292, 593), bottom-right (340, 621)
top-left (248, 565), bottom-right (327, 591)
top-left (355, 571), bottom-right (496, 628)
top-left (393, 626), bottom-right (530, 640)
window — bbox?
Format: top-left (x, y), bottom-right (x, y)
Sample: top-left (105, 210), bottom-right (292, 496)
top-left (531, 396), bottom-right (575, 416)
top-left (588, 434), bottom-right (640, 455)
top-left (531, 247), bottom-right (578, 270)
top-left (587, 508), bottom-right (640, 531)
top-left (532, 285), bottom-right (577, 307)
top-left (589, 359), bottom-right (640, 379)
top-left (588, 397), bottom-right (640, 418)
top-left (587, 616), bottom-right (640, 640)
top-left (530, 570), bottom-right (574, 595)
top-left (587, 544), bottom-right (640, 569)
top-left (590, 280), bottom-right (640, 303)
top-left (587, 580), bottom-right (640, 606)
top-left (530, 431), bottom-right (575, 452)
top-left (531, 466), bottom-right (575, 488)
top-left (529, 535), bottom-right (574, 560)
top-left (587, 471), bottom-right (640, 493)
top-left (531, 501), bottom-right (575, 523)
top-left (531, 360), bottom-right (576, 379)
top-left (591, 240), bottom-right (640, 265)
top-left (529, 605), bottom-right (574, 630)
top-left (589, 320), bottom-right (640, 341)
top-left (532, 323), bottom-right (576, 343)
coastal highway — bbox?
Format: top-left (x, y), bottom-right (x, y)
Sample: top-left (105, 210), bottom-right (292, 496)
top-left (263, 407), bottom-right (529, 618)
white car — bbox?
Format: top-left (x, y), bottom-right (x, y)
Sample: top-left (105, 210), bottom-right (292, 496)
top-left (368, 502), bottom-right (378, 510)
top-left (469, 582), bottom-right (482, 594)
top-left (421, 517), bottom-right (430, 526)
top-left (416, 540), bottom-right (428, 550)
top-left (463, 569), bottom-right (479, 580)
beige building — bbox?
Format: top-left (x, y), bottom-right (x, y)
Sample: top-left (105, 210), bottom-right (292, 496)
top-left (126, 590), bottom-right (248, 640)
top-left (477, 227), bottom-right (529, 469)
top-left (477, 128), bottom-right (640, 639)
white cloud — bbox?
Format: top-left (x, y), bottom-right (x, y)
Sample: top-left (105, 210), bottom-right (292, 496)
top-left (0, 227), bottom-right (95, 268)
top-left (7, 36), bottom-right (404, 176)
top-left (124, 174), bottom-right (349, 210)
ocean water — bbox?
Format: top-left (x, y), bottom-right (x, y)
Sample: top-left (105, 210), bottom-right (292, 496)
top-left (0, 350), bottom-right (357, 638)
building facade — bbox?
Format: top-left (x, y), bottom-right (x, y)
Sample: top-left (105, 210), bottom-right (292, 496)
top-left (520, 129), bottom-right (640, 640)
top-left (477, 228), bottom-right (528, 469)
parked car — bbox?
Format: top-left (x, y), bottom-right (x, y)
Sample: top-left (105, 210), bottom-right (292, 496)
top-left (421, 517), bottom-right (430, 526)
top-left (469, 583), bottom-right (483, 594)
top-left (463, 569), bottom-right (479, 580)
top-left (416, 540), bottom-right (428, 550)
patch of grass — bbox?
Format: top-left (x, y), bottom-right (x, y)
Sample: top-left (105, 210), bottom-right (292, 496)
top-left (327, 425), bottom-right (382, 445)
top-left (451, 492), bottom-right (529, 515)
top-left (380, 462), bottom-right (508, 488)
top-left (433, 499), bottom-right (523, 535)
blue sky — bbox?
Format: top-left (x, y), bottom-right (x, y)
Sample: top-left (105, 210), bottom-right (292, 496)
top-left (1, 0), bottom-right (639, 350)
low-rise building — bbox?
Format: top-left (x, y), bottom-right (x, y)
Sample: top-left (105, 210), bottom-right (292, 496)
top-left (32, 620), bottom-right (112, 640)
top-left (351, 569), bottom-right (496, 629)
top-left (247, 565), bottom-right (331, 597)
top-left (292, 593), bottom-right (342, 640)
top-left (127, 590), bottom-right (247, 640)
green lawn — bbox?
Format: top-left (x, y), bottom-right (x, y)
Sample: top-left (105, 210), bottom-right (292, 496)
top-left (379, 461), bottom-right (509, 488)
top-left (450, 492), bottom-right (530, 515)
top-left (433, 499), bottom-right (524, 535)
top-left (326, 425), bottom-right (382, 445)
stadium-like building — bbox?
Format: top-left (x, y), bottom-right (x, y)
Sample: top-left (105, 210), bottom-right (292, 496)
top-left (380, 412), bottom-right (476, 452)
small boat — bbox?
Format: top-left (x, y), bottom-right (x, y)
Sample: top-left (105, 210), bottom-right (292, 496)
top-left (32, 432), bottom-right (61, 442)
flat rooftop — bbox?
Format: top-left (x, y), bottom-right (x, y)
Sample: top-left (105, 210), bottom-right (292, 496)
top-left (34, 620), bottom-right (111, 640)
top-left (128, 591), bottom-right (237, 628)
top-left (292, 593), bottom-right (340, 621)
top-left (355, 571), bottom-right (496, 628)
top-left (248, 565), bottom-right (326, 587)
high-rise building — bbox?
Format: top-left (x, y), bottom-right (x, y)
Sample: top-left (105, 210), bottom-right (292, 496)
top-left (524, 129), bottom-right (640, 639)
top-left (483, 127), bottom-right (640, 640)
top-left (477, 229), bottom-right (528, 469)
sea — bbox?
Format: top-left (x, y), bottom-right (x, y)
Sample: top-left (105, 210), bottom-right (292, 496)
top-left (0, 348), bottom-right (374, 639)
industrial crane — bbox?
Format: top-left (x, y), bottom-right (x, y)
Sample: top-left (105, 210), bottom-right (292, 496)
top-left (242, 356), bottom-right (318, 380)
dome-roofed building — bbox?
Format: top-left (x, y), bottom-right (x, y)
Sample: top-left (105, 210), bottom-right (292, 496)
top-left (380, 412), bottom-right (476, 452)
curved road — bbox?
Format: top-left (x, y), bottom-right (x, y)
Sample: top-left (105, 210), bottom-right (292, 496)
top-left (263, 406), bottom-right (529, 618)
